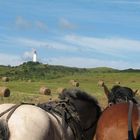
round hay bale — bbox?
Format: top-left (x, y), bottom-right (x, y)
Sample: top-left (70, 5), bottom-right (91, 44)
top-left (69, 80), bottom-right (79, 87)
top-left (2, 77), bottom-right (9, 82)
top-left (0, 87), bottom-right (10, 97)
top-left (69, 80), bottom-right (76, 84)
top-left (131, 80), bottom-right (136, 83)
top-left (39, 87), bottom-right (51, 95)
top-left (56, 87), bottom-right (67, 94)
top-left (28, 79), bottom-right (32, 83)
top-left (115, 81), bottom-right (120, 85)
top-left (72, 81), bottom-right (79, 87)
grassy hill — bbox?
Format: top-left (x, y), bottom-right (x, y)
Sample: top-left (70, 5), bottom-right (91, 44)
top-left (0, 61), bottom-right (140, 106)
top-left (0, 61), bottom-right (139, 81)
top-left (0, 61), bottom-right (88, 80)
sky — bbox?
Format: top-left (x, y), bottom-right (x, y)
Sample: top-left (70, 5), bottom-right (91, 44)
top-left (0, 0), bottom-right (140, 69)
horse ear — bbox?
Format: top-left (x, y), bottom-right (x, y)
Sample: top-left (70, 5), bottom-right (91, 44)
top-left (133, 89), bottom-right (139, 96)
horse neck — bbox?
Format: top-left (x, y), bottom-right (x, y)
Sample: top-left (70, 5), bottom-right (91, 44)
top-left (74, 101), bottom-right (100, 140)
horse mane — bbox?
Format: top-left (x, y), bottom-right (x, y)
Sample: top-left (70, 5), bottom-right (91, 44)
top-left (59, 88), bottom-right (99, 104)
top-left (108, 85), bottom-right (137, 103)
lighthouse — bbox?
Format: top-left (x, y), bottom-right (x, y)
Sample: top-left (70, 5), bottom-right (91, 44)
top-left (33, 50), bottom-right (37, 62)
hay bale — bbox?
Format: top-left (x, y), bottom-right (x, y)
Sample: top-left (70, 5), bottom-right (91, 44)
top-left (28, 79), bottom-right (32, 83)
top-left (115, 81), bottom-right (120, 84)
top-left (69, 80), bottom-right (79, 87)
top-left (69, 80), bottom-right (76, 84)
top-left (39, 87), bottom-right (51, 95)
top-left (2, 77), bottom-right (9, 82)
top-left (72, 82), bottom-right (79, 87)
top-left (56, 87), bottom-right (67, 94)
top-left (0, 87), bottom-right (10, 97)
top-left (131, 80), bottom-right (136, 83)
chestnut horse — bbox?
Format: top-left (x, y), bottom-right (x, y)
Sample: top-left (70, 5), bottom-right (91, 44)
top-left (96, 103), bottom-right (140, 140)
top-left (0, 88), bottom-right (101, 140)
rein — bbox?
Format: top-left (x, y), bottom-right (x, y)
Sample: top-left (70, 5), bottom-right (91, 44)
top-left (128, 101), bottom-right (134, 140)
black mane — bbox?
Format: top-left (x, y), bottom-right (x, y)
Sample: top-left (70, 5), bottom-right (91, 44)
top-left (59, 88), bottom-right (99, 106)
top-left (108, 85), bottom-right (137, 104)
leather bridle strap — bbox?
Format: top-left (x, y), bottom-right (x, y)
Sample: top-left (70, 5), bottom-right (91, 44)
top-left (128, 101), bottom-right (134, 140)
top-left (0, 104), bottom-right (18, 119)
top-left (136, 104), bottom-right (140, 139)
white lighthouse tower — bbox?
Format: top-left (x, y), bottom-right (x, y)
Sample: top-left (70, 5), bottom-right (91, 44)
top-left (33, 50), bottom-right (37, 62)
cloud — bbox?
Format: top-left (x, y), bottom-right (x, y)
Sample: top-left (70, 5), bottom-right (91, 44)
top-left (44, 56), bottom-right (138, 70)
top-left (0, 53), bottom-right (22, 66)
top-left (59, 18), bottom-right (76, 30)
top-left (64, 35), bottom-right (140, 57)
top-left (1, 35), bottom-right (140, 69)
top-left (15, 16), bottom-right (48, 31)
top-left (107, 0), bottom-right (140, 4)
top-left (35, 21), bottom-right (48, 32)
top-left (22, 50), bottom-right (34, 61)
top-left (15, 16), bottom-right (31, 29)
top-left (11, 37), bottom-right (78, 51)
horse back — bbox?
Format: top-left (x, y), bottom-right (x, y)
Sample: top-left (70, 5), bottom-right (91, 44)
top-left (0, 104), bottom-right (58, 140)
top-left (96, 103), bottom-right (139, 140)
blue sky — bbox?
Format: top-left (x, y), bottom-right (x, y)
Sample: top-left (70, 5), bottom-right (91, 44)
top-left (0, 0), bottom-right (140, 69)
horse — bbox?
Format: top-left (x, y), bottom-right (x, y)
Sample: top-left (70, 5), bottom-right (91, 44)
top-left (98, 80), bottom-right (138, 104)
top-left (108, 85), bottom-right (138, 104)
top-left (0, 88), bottom-right (101, 140)
top-left (95, 102), bottom-right (140, 140)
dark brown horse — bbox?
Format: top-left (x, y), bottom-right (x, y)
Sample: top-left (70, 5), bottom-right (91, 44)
top-left (95, 103), bottom-right (140, 140)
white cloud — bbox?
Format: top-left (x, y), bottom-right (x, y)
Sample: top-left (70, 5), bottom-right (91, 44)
top-left (0, 53), bottom-right (23, 66)
top-left (107, 0), bottom-right (140, 4)
top-left (1, 35), bottom-right (140, 69)
top-left (16, 38), bottom-right (47, 48)
top-left (22, 49), bottom-right (34, 61)
top-left (11, 37), bottom-right (78, 51)
top-left (15, 16), bottom-right (31, 29)
top-left (15, 16), bottom-right (48, 31)
top-left (44, 56), bottom-right (138, 70)
top-left (64, 35), bottom-right (140, 56)
top-left (35, 21), bottom-right (48, 31)
top-left (59, 18), bottom-right (76, 30)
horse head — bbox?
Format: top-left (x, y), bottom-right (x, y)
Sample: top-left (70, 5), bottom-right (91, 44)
top-left (59, 88), bottom-right (101, 140)
top-left (108, 85), bottom-right (137, 104)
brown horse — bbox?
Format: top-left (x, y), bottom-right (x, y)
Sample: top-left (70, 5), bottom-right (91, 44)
top-left (95, 103), bottom-right (140, 140)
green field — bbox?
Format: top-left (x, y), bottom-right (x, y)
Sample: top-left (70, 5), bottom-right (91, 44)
top-left (0, 72), bottom-right (140, 108)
